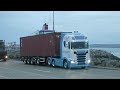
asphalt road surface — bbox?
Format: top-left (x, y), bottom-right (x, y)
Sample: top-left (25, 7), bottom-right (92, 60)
top-left (0, 59), bottom-right (120, 79)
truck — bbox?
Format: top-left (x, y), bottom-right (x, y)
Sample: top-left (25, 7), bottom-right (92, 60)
top-left (0, 40), bottom-right (8, 61)
top-left (20, 29), bottom-right (91, 69)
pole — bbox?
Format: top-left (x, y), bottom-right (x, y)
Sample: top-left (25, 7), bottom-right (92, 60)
top-left (53, 11), bottom-right (56, 56)
top-left (53, 11), bottom-right (55, 32)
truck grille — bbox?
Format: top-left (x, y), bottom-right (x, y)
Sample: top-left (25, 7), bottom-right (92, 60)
top-left (77, 54), bottom-right (86, 65)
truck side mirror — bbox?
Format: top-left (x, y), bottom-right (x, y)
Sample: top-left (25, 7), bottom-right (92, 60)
top-left (68, 42), bottom-right (70, 49)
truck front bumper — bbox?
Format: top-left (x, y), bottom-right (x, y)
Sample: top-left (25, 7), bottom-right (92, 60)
top-left (69, 63), bottom-right (91, 69)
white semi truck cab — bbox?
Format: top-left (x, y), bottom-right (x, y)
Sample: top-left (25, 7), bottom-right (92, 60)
top-left (48, 31), bottom-right (91, 69)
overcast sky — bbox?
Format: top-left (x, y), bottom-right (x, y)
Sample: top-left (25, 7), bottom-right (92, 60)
top-left (0, 11), bottom-right (120, 44)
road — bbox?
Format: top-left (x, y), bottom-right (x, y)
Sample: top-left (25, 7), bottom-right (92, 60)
top-left (0, 59), bottom-right (120, 79)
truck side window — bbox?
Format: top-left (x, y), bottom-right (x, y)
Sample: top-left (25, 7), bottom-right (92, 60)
top-left (64, 41), bottom-right (66, 47)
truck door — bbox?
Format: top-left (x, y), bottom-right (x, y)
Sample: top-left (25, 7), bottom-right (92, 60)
top-left (55, 40), bottom-right (68, 67)
top-left (68, 42), bottom-right (73, 60)
top-left (62, 41), bottom-right (72, 60)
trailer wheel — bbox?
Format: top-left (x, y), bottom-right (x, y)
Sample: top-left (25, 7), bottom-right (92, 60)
top-left (27, 59), bottom-right (30, 64)
top-left (21, 57), bottom-right (24, 62)
top-left (27, 59), bottom-right (31, 64)
top-left (31, 59), bottom-right (35, 65)
top-left (52, 60), bottom-right (55, 67)
top-left (24, 59), bottom-right (27, 64)
top-left (36, 59), bottom-right (40, 65)
top-left (31, 60), bottom-right (34, 65)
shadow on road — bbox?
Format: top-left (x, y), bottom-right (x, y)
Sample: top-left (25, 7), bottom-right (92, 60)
top-left (38, 64), bottom-right (91, 70)
top-left (22, 62), bottom-right (91, 71)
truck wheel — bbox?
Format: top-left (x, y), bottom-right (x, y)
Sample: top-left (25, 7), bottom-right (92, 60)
top-left (81, 67), bottom-right (85, 69)
top-left (81, 66), bottom-right (89, 70)
top-left (24, 59), bottom-right (27, 64)
top-left (27, 59), bottom-right (31, 64)
top-left (63, 61), bottom-right (68, 69)
top-left (21, 57), bottom-right (24, 62)
top-left (4, 59), bottom-right (6, 62)
top-left (47, 58), bottom-right (51, 66)
top-left (31, 60), bottom-right (33, 65)
top-left (52, 60), bottom-right (55, 67)
top-left (31, 59), bottom-right (35, 65)
top-left (47, 60), bottom-right (50, 66)
top-left (27, 59), bottom-right (30, 64)
top-left (36, 60), bottom-right (40, 65)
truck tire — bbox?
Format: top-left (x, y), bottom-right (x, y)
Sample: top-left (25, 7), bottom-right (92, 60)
top-left (63, 61), bottom-right (68, 69)
top-left (4, 59), bottom-right (6, 62)
top-left (24, 59), bottom-right (27, 64)
top-left (47, 57), bottom-right (51, 66)
top-left (81, 66), bottom-right (89, 70)
top-left (31, 59), bottom-right (35, 65)
top-left (81, 66), bottom-right (85, 69)
top-left (27, 59), bottom-right (31, 64)
top-left (36, 59), bottom-right (40, 65)
top-left (21, 57), bottom-right (24, 62)
top-left (27, 59), bottom-right (30, 64)
top-left (31, 60), bottom-right (33, 65)
top-left (52, 60), bottom-right (55, 67)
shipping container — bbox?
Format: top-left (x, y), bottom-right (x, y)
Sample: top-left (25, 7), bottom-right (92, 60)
top-left (20, 32), bottom-right (61, 58)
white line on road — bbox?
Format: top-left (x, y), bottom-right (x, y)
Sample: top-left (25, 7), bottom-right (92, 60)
top-left (34, 69), bottom-right (50, 73)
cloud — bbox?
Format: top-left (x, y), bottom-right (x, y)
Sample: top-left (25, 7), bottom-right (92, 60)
top-left (0, 11), bottom-right (120, 44)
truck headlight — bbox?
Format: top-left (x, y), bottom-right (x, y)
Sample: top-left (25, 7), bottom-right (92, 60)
top-left (5, 56), bottom-right (8, 59)
top-left (71, 60), bottom-right (77, 63)
top-left (71, 61), bottom-right (75, 63)
top-left (87, 59), bottom-right (91, 64)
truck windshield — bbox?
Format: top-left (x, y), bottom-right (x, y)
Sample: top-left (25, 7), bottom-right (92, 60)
top-left (71, 42), bottom-right (88, 49)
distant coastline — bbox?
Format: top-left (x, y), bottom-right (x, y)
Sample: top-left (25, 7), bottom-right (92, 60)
top-left (5, 43), bottom-right (120, 48)
top-left (5, 44), bottom-right (120, 48)
top-left (90, 44), bottom-right (120, 48)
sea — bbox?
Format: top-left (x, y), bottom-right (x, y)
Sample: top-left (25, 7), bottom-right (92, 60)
top-left (90, 48), bottom-right (120, 58)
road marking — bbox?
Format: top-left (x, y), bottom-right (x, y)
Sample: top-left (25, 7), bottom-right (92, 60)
top-left (34, 69), bottom-right (50, 73)
top-left (0, 75), bottom-right (9, 79)
top-left (0, 67), bottom-right (60, 79)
